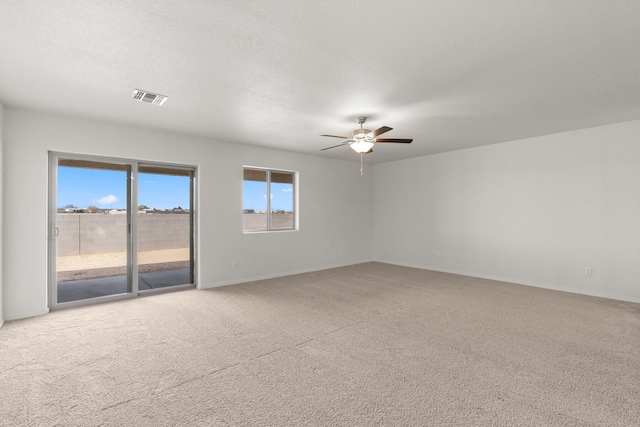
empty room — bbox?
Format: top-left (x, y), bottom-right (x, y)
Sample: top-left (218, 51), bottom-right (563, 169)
top-left (1, 1), bottom-right (639, 426)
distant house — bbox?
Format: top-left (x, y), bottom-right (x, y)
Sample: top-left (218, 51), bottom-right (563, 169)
top-left (142, 208), bottom-right (189, 215)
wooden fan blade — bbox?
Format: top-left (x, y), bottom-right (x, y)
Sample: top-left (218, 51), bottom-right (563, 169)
top-left (320, 134), bottom-right (350, 139)
top-left (364, 148), bottom-right (374, 154)
top-left (368, 126), bottom-right (393, 138)
top-left (375, 138), bottom-right (413, 143)
top-left (320, 142), bottom-right (348, 151)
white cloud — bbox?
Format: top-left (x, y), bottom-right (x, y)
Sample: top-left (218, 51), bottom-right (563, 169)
top-left (264, 193), bottom-right (274, 199)
top-left (97, 194), bottom-right (118, 205)
top-left (282, 188), bottom-right (292, 192)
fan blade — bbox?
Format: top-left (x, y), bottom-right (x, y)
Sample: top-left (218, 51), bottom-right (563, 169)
top-left (375, 138), bottom-right (413, 143)
top-left (368, 126), bottom-right (393, 138)
top-left (320, 134), bottom-right (350, 139)
top-left (320, 142), bottom-right (349, 151)
top-left (364, 148), bottom-right (374, 154)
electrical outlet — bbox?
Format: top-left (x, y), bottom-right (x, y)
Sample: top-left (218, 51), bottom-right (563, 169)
top-left (19, 205), bottom-right (29, 216)
top-left (585, 267), bottom-right (593, 277)
top-left (232, 260), bottom-right (238, 269)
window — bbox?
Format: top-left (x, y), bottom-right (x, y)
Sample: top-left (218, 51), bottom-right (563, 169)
top-left (243, 167), bottom-right (296, 232)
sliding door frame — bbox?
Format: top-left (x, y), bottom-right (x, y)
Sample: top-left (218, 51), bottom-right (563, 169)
top-left (48, 152), bottom-right (197, 310)
top-left (136, 162), bottom-right (197, 296)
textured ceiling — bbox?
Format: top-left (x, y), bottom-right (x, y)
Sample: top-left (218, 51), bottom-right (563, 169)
top-left (1, 1), bottom-right (640, 163)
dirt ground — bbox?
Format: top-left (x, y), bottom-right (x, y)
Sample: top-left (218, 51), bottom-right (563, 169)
top-left (57, 248), bottom-right (190, 282)
top-left (57, 261), bottom-right (190, 282)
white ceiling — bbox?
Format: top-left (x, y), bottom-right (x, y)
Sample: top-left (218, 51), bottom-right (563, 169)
top-left (1, 1), bottom-right (640, 163)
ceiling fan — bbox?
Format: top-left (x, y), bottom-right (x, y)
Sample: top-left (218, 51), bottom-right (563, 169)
top-left (320, 116), bottom-right (413, 175)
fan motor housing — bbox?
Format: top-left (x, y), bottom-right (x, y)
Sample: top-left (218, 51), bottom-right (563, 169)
top-left (352, 128), bottom-right (372, 139)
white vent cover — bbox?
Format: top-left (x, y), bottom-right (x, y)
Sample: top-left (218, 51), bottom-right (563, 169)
top-left (132, 89), bottom-right (168, 106)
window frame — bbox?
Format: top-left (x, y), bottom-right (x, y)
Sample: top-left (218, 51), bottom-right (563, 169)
top-left (243, 166), bottom-right (297, 233)
top-left (48, 151), bottom-right (198, 310)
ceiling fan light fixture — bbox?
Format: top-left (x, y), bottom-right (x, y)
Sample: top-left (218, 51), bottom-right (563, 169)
top-left (320, 116), bottom-right (412, 161)
top-left (350, 140), bottom-right (375, 153)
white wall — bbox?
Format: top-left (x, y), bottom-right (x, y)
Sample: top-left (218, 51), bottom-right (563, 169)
top-left (373, 120), bottom-right (640, 303)
top-left (3, 108), bottom-right (373, 320)
top-left (0, 101), bottom-right (4, 327)
top-left (6, 107), bottom-right (638, 321)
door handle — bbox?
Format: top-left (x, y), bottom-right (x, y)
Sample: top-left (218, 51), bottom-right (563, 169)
top-left (50, 224), bottom-right (59, 239)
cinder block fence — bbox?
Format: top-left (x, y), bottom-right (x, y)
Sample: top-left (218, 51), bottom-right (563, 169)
top-left (56, 214), bottom-right (190, 256)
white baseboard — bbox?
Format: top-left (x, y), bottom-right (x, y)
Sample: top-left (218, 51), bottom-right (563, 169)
top-left (199, 259), bottom-right (373, 290)
top-left (372, 259), bottom-right (640, 304)
top-left (5, 308), bottom-right (50, 322)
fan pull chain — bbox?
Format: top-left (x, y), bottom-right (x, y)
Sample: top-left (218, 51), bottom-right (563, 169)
top-left (360, 153), bottom-right (364, 176)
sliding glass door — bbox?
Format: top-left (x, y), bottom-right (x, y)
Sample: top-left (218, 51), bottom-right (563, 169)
top-left (49, 154), bottom-right (196, 309)
top-left (54, 159), bottom-right (131, 304)
top-left (137, 165), bottom-right (194, 292)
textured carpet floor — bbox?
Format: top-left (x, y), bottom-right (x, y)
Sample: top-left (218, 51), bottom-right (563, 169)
top-left (1, 262), bottom-right (639, 426)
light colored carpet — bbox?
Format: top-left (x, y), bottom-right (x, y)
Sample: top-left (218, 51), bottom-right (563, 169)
top-left (1, 262), bottom-right (639, 426)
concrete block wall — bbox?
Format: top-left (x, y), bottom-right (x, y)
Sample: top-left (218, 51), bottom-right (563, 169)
top-left (57, 214), bottom-right (82, 256)
top-left (57, 214), bottom-right (190, 256)
top-left (138, 214), bottom-right (190, 251)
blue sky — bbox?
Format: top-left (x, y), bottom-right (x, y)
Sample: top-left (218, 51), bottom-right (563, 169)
top-left (139, 172), bottom-right (190, 210)
top-left (59, 167), bottom-right (293, 211)
top-left (58, 167), bottom-right (190, 210)
top-left (243, 181), bottom-right (293, 212)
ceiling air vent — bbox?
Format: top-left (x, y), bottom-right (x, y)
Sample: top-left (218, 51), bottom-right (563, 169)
top-left (132, 89), bottom-right (168, 106)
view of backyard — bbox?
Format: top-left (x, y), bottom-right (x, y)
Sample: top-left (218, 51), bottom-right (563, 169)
top-left (56, 213), bottom-right (190, 282)
top-left (243, 212), bottom-right (295, 231)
